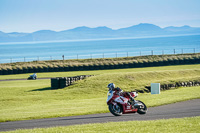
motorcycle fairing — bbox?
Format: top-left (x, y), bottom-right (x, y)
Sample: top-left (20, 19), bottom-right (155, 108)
top-left (114, 96), bottom-right (128, 104)
top-left (114, 96), bottom-right (138, 114)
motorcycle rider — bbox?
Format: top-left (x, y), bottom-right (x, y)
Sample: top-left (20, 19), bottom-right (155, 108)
top-left (28, 73), bottom-right (37, 80)
top-left (107, 83), bottom-right (135, 103)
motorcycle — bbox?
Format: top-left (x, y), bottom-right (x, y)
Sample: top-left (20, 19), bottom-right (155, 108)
top-left (107, 90), bottom-right (147, 116)
top-left (27, 73), bottom-right (37, 80)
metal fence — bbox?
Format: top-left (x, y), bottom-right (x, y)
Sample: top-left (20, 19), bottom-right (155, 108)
top-left (1, 48), bottom-right (199, 64)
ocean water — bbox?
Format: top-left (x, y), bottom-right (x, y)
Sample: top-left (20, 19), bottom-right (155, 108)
top-left (0, 35), bottom-right (200, 63)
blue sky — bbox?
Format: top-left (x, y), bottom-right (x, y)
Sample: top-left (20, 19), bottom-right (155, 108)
top-left (0, 0), bottom-right (200, 33)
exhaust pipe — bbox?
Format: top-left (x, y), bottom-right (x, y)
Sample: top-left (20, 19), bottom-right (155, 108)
top-left (134, 103), bottom-right (144, 109)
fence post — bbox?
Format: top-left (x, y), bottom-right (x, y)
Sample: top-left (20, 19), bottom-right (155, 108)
top-left (194, 48), bottom-right (195, 54)
top-left (151, 50), bottom-right (153, 55)
top-left (62, 55), bottom-right (64, 61)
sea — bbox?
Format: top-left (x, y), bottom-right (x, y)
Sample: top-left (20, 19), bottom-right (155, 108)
top-left (0, 34), bottom-right (200, 63)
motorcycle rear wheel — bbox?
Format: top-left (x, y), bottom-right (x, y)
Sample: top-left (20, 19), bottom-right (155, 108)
top-left (136, 100), bottom-right (147, 114)
top-left (109, 103), bottom-right (122, 116)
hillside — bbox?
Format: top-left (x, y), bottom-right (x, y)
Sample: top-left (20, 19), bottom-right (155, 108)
top-left (0, 64), bottom-right (200, 122)
top-left (1, 23), bottom-right (200, 43)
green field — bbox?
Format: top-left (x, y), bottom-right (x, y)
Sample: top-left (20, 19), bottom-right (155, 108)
top-left (2, 117), bottom-right (200, 133)
top-left (0, 64), bottom-right (200, 122)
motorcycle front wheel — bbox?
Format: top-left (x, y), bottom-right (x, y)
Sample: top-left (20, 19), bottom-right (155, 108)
top-left (109, 103), bottom-right (122, 116)
top-left (136, 100), bottom-right (147, 114)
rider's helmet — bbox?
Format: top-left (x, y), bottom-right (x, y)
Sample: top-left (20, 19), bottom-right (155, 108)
top-left (107, 83), bottom-right (115, 91)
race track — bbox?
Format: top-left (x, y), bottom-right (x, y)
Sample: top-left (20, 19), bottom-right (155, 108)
top-left (0, 99), bottom-right (200, 132)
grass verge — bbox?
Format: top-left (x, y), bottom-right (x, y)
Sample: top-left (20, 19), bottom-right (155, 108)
top-left (0, 64), bottom-right (200, 122)
top-left (2, 117), bottom-right (200, 133)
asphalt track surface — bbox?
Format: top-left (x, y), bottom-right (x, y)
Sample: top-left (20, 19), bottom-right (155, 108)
top-left (0, 78), bottom-right (50, 82)
top-left (0, 99), bottom-right (200, 132)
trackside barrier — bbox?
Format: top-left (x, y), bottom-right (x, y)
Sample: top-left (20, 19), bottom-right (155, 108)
top-left (144, 80), bottom-right (200, 93)
top-left (0, 54), bottom-right (200, 75)
top-left (51, 75), bottom-right (93, 89)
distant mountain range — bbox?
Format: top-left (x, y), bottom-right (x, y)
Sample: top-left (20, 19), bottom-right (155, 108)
top-left (1, 23), bottom-right (200, 43)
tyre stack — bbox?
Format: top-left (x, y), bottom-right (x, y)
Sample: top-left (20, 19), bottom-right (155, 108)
top-left (59, 77), bottom-right (67, 88)
top-left (66, 77), bottom-right (71, 87)
top-left (51, 78), bottom-right (60, 89)
top-left (51, 75), bottom-right (93, 89)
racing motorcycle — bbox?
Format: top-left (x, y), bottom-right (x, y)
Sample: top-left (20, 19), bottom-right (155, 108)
top-left (27, 73), bottom-right (37, 80)
top-left (107, 89), bottom-right (147, 116)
